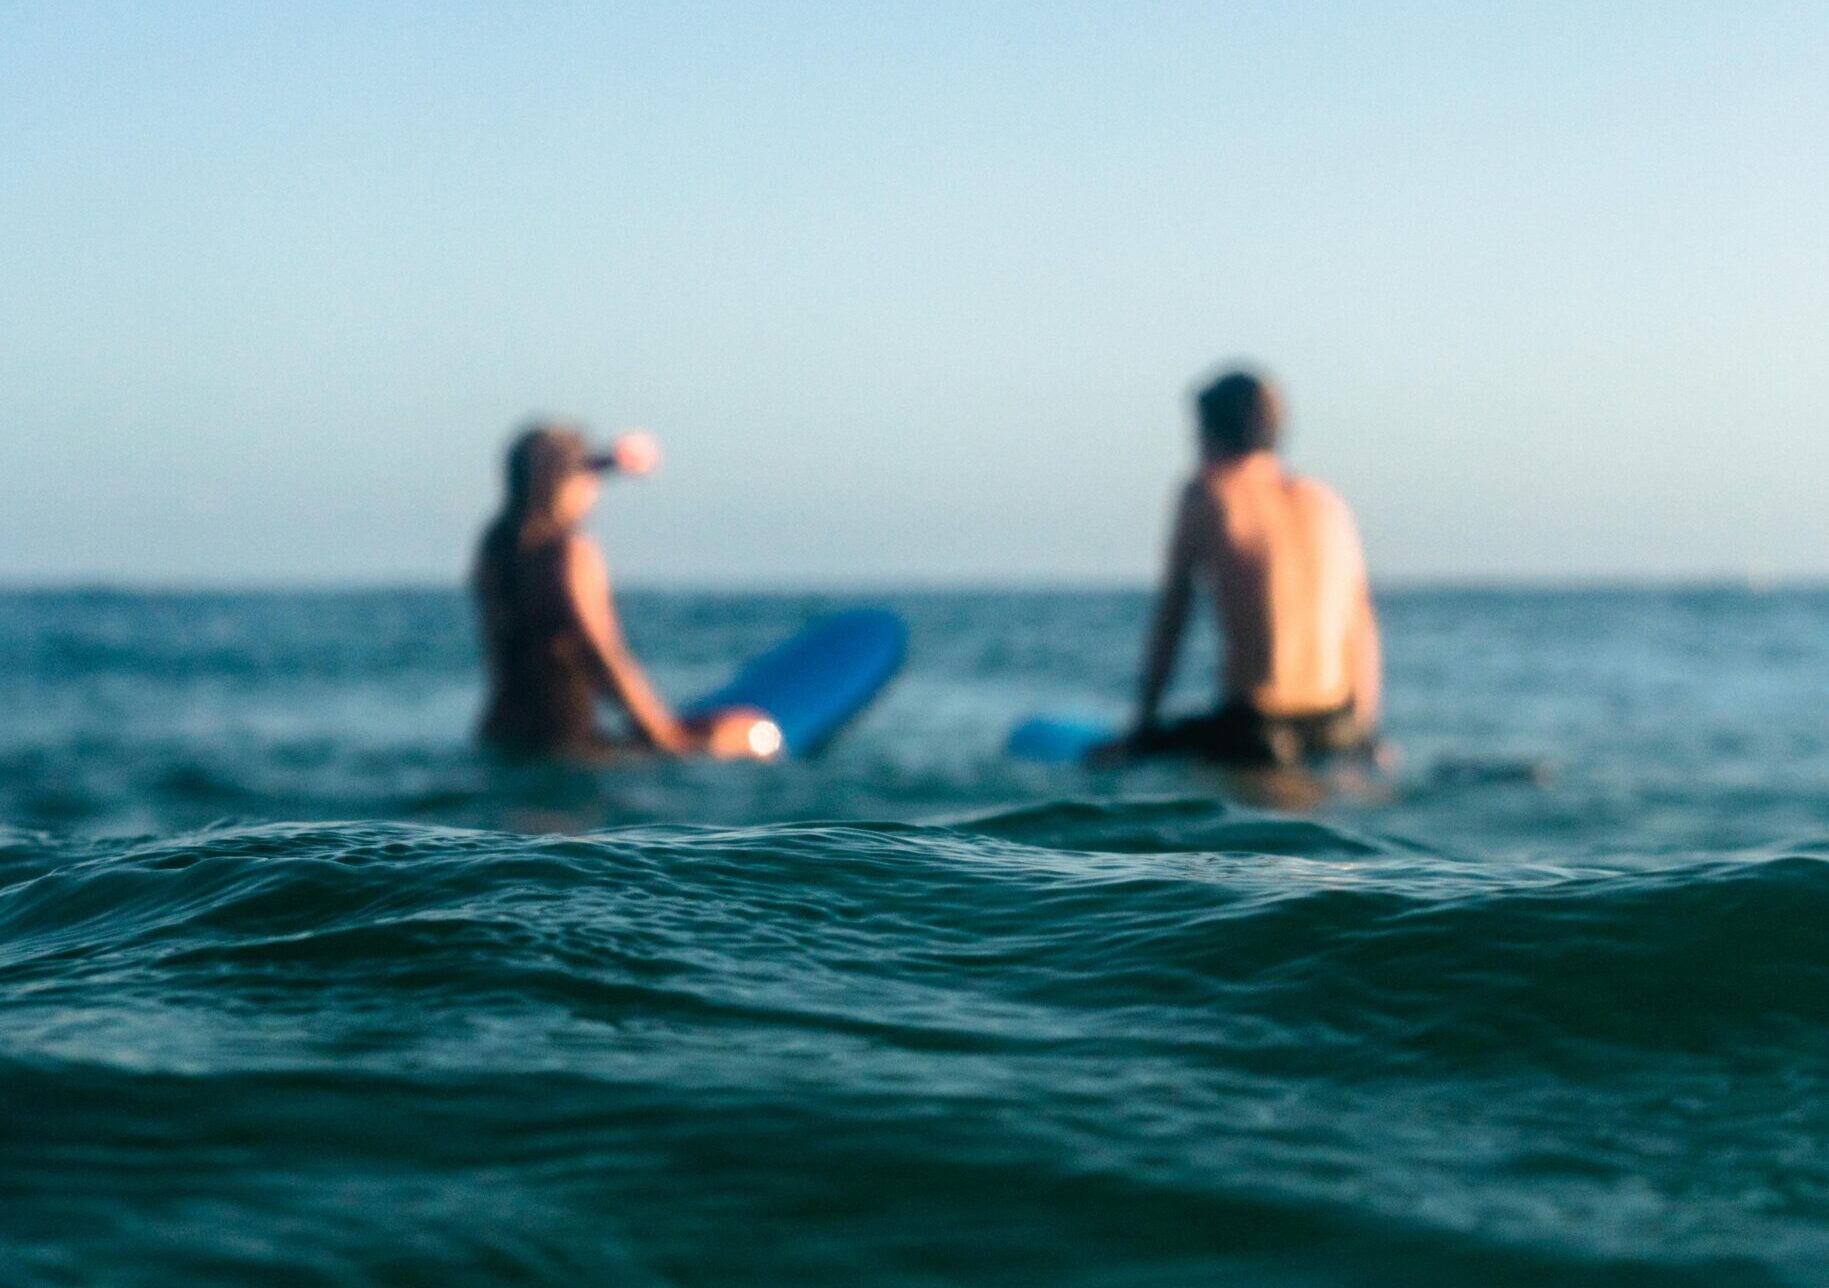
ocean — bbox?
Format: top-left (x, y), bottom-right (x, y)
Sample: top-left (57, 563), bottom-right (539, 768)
top-left (2, 586), bottom-right (1826, 1285)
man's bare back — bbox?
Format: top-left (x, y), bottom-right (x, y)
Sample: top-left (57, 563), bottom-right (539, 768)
top-left (1120, 369), bottom-right (1381, 765)
top-left (1191, 453), bottom-right (1377, 719)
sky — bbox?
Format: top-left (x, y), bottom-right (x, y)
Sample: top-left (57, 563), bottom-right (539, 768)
top-left (2, 1), bottom-right (1826, 586)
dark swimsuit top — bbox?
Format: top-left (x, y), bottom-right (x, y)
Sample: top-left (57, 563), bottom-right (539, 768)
top-left (476, 538), bottom-right (607, 755)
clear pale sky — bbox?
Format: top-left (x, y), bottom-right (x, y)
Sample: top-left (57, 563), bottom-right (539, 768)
top-left (3, 2), bottom-right (1825, 585)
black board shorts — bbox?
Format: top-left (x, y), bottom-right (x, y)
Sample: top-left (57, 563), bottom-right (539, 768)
top-left (1135, 703), bottom-right (1369, 768)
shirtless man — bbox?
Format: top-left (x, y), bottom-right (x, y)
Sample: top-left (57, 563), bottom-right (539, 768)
top-left (1109, 368), bottom-right (1382, 766)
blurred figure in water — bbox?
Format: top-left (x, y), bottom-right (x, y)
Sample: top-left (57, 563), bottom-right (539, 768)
top-left (473, 423), bottom-right (771, 760)
top-left (1104, 367), bottom-right (1383, 767)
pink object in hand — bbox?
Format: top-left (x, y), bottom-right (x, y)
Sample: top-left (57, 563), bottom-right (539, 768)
top-left (610, 431), bottom-right (660, 477)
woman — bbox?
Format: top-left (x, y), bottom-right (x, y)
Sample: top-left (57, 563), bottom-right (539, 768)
top-left (473, 422), bottom-right (772, 760)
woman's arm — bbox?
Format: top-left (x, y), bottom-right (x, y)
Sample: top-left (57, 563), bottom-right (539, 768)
top-left (559, 536), bottom-right (695, 754)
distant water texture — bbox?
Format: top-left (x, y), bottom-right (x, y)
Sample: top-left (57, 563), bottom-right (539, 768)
top-left (2, 587), bottom-right (1827, 1285)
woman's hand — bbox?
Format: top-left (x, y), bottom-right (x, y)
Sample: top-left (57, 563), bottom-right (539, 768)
top-left (689, 708), bottom-right (784, 761)
top-left (607, 431), bottom-right (660, 477)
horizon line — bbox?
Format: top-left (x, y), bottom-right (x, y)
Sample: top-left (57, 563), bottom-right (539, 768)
top-left (0, 572), bottom-right (1824, 596)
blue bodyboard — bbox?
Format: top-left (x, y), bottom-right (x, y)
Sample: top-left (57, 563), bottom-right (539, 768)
top-left (1006, 715), bottom-right (1120, 764)
top-left (685, 609), bottom-right (907, 757)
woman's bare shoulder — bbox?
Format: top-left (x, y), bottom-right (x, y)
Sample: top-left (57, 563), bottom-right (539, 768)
top-left (557, 533), bottom-right (607, 574)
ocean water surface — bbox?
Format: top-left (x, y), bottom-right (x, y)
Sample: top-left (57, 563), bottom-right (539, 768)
top-left (2, 587), bottom-right (1826, 1285)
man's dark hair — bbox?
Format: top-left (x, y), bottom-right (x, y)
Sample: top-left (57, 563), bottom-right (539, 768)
top-left (1196, 370), bottom-right (1282, 458)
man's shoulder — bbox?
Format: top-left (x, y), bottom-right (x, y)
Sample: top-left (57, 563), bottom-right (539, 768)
top-left (1284, 476), bottom-right (1367, 561)
top-left (1286, 473), bottom-right (1351, 515)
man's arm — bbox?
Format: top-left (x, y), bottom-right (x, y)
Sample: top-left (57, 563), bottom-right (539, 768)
top-left (560, 536), bottom-right (694, 754)
top-left (1132, 484), bottom-right (1200, 734)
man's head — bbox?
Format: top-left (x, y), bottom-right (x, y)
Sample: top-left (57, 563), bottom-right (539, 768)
top-left (1195, 369), bottom-right (1283, 460)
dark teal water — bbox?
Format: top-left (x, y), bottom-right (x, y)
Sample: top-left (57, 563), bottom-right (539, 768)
top-left (2, 588), bottom-right (1827, 1285)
